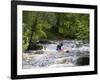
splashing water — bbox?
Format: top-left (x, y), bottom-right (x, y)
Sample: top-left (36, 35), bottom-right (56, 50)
top-left (22, 40), bottom-right (89, 69)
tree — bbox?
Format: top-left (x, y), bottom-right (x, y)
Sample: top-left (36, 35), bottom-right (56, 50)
top-left (23, 11), bottom-right (89, 51)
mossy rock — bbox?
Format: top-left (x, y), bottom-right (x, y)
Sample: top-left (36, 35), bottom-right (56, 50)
top-left (38, 40), bottom-right (52, 44)
top-left (28, 44), bottom-right (43, 50)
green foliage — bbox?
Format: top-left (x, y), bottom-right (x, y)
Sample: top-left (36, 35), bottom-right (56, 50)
top-left (22, 11), bottom-right (89, 50)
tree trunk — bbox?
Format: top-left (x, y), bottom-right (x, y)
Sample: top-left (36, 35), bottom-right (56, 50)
top-left (27, 15), bottom-right (38, 50)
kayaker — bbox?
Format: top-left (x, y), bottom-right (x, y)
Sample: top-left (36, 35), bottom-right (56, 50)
top-left (56, 43), bottom-right (63, 51)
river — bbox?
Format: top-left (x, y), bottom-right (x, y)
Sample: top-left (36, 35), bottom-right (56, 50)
top-left (22, 40), bottom-right (89, 69)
